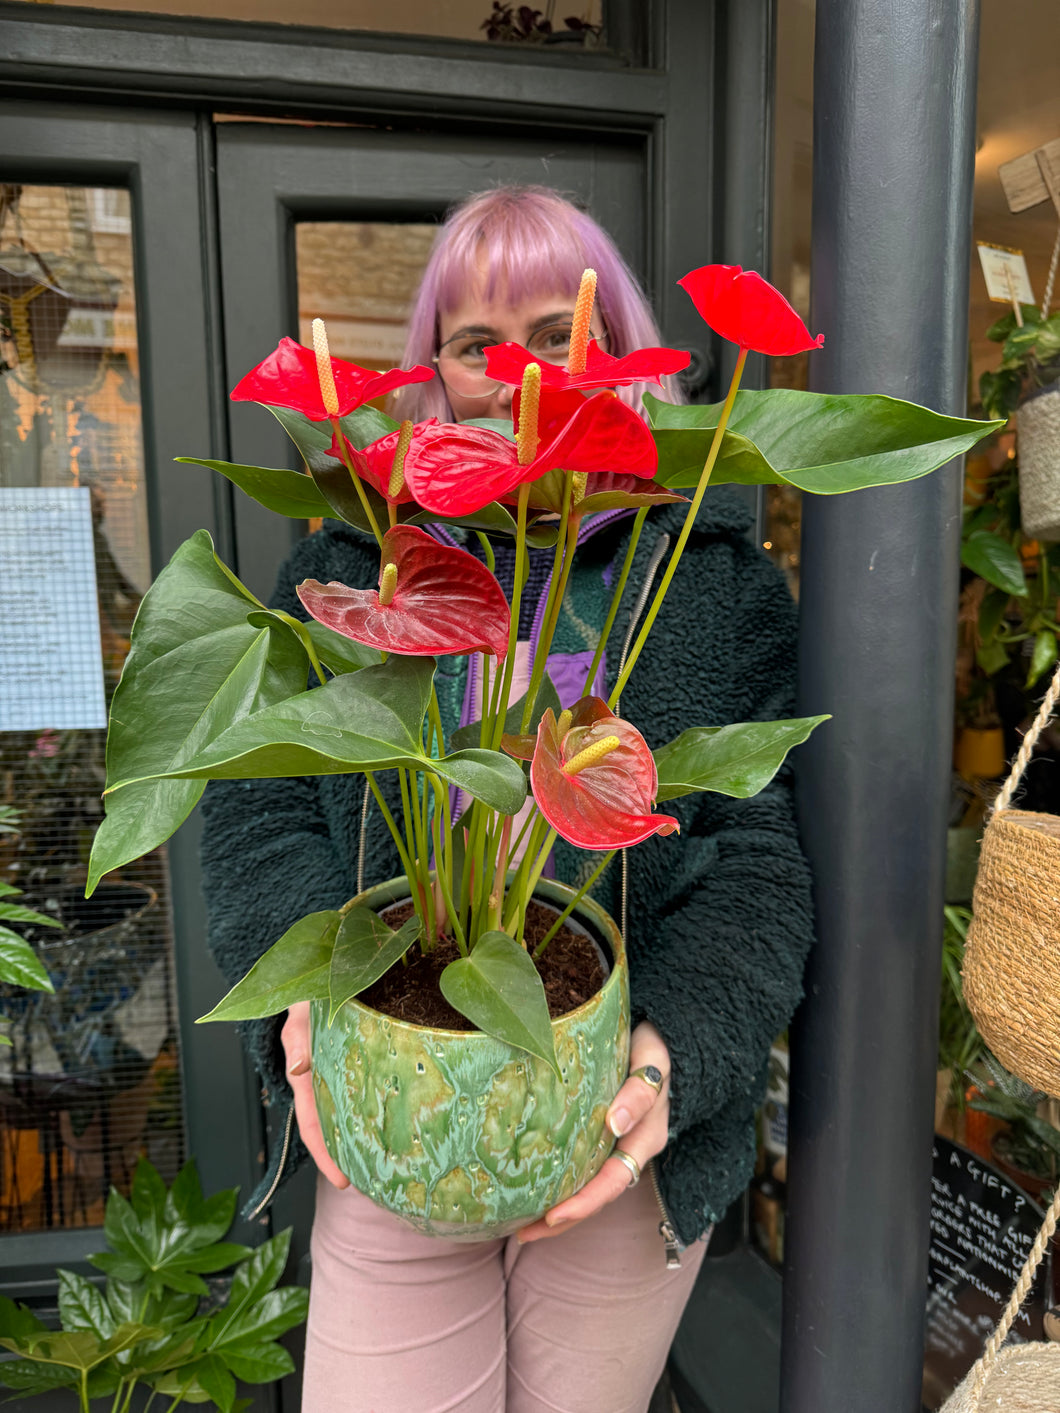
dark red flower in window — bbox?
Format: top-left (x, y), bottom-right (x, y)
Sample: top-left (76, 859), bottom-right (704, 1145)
top-left (677, 265), bottom-right (824, 357)
top-left (483, 339), bottom-right (690, 392)
top-left (527, 697), bottom-right (680, 850)
top-left (296, 525), bottom-right (510, 658)
top-left (231, 337), bottom-right (434, 420)
top-left (402, 387), bottom-right (656, 518)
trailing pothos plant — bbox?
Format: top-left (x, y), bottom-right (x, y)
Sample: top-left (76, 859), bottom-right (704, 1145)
top-left (0, 1157), bottom-right (308, 1412)
top-left (82, 262), bottom-right (1000, 1072)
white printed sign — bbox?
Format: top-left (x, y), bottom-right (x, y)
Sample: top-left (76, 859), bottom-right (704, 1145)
top-left (977, 244), bottom-right (1035, 306)
top-left (0, 486), bottom-right (107, 731)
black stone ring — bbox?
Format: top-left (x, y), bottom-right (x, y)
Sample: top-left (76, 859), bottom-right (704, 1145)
top-left (631, 1064), bottom-right (664, 1095)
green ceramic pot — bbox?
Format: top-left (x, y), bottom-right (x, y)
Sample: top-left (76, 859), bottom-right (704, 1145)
top-left (310, 876), bottom-right (630, 1239)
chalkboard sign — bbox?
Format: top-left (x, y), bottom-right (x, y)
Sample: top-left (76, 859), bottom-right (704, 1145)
top-left (923, 1135), bottom-right (1051, 1410)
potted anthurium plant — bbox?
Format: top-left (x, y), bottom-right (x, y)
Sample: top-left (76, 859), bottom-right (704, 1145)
top-left (82, 263), bottom-right (999, 1238)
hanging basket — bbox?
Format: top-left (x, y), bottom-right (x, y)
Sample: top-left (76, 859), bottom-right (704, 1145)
top-left (1018, 384), bottom-right (1060, 543)
top-left (962, 664), bottom-right (1060, 1099)
top-left (940, 1187), bottom-right (1060, 1411)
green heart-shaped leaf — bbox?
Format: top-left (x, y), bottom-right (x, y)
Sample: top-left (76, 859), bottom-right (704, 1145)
top-left (646, 390), bottom-right (1002, 494)
top-left (328, 908), bottom-right (420, 1023)
top-left (653, 716), bottom-right (830, 802)
top-left (88, 532), bottom-right (310, 893)
top-left (440, 931), bottom-right (559, 1075)
top-left (198, 911), bottom-right (340, 1023)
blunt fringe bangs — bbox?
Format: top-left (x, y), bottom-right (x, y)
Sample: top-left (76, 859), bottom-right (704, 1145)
top-left (393, 185), bottom-right (685, 422)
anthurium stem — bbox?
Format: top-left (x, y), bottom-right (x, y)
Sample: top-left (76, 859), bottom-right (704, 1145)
top-left (580, 507), bottom-right (648, 699)
top-left (525, 510), bottom-right (581, 728)
top-left (328, 415), bottom-right (385, 547)
top-left (609, 348), bottom-right (748, 707)
top-left (520, 826), bottom-right (560, 934)
top-left (487, 813), bottom-right (513, 933)
top-left (534, 850), bottom-right (616, 957)
top-left (490, 483), bottom-right (531, 751)
top-left (521, 472), bottom-right (575, 734)
top-left (502, 815), bottom-right (554, 937)
top-left (368, 772), bottom-right (427, 934)
top-left (429, 774), bottom-right (465, 952)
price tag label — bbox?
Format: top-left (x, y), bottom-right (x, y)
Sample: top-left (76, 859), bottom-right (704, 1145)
top-left (977, 243), bottom-right (1035, 305)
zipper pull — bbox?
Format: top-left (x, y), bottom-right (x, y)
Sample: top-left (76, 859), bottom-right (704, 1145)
top-left (659, 1219), bottom-right (682, 1269)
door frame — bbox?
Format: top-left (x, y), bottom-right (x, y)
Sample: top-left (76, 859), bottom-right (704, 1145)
top-left (0, 99), bottom-right (265, 1286)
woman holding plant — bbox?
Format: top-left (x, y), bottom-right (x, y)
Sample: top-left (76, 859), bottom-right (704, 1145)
top-left (198, 186), bottom-right (817, 1411)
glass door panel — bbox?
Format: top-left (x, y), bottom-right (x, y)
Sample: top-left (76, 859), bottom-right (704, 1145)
top-left (0, 182), bottom-right (186, 1233)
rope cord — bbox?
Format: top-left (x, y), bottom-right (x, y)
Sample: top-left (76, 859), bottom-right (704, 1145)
top-left (992, 658), bottom-right (1060, 813)
top-left (967, 1181), bottom-right (1060, 1400)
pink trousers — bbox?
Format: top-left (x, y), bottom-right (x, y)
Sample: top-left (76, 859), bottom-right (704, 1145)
top-left (301, 1171), bottom-right (708, 1412)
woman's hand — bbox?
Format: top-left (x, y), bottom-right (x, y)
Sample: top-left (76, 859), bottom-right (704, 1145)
top-left (516, 1020), bottom-right (671, 1243)
top-left (281, 1002), bottom-right (350, 1190)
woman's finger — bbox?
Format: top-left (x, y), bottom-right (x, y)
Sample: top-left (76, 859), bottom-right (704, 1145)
top-left (281, 1004), bottom-right (350, 1190)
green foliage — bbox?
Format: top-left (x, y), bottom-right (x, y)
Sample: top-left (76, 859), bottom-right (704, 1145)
top-left (0, 880), bottom-right (57, 1046)
top-left (937, 905), bottom-right (983, 1108)
top-left (0, 1158), bottom-right (307, 1412)
top-left (653, 716), bottom-right (830, 803)
top-left (969, 1055), bottom-right (1060, 1184)
top-left (646, 390), bottom-right (1004, 493)
top-left (439, 930), bottom-right (560, 1076)
top-left (978, 306), bottom-right (1060, 421)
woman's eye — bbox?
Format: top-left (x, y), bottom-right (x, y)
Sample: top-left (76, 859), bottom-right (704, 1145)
top-left (456, 340), bottom-right (489, 364)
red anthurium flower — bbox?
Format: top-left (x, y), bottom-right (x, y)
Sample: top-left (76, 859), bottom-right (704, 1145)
top-left (484, 339), bottom-right (690, 392)
top-left (402, 387), bottom-right (656, 518)
top-left (326, 423), bottom-right (430, 506)
top-left (677, 265), bottom-right (824, 357)
top-left (231, 337), bottom-right (434, 420)
top-left (296, 524), bottom-right (510, 657)
top-left (529, 697), bottom-right (680, 850)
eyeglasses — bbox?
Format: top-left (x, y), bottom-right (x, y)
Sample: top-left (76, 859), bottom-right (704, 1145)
top-left (433, 322), bottom-right (609, 400)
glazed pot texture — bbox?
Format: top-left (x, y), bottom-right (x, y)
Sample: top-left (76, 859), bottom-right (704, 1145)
top-left (310, 876), bottom-right (630, 1239)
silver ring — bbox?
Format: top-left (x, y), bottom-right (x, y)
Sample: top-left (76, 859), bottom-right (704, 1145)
top-left (631, 1064), bottom-right (664, 1096)
top-left (612, 1148), bottom-right (641, 1188)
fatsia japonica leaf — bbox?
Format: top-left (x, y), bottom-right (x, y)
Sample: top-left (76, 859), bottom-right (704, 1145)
top-left (175, 456), bottom-right (333, 519)
top-left (439, 931), bottom-right (560, 1076)
top-left (646, 390), bottom-right (1003, 494)
top-left (87, 531), bottom-right (309, 894)
top-left (653, 717), bottom-right (830, 803)
top-left (327, 909), bottom-right (421, 1023)
top-left (198, 911), bottom-right (340, 1023)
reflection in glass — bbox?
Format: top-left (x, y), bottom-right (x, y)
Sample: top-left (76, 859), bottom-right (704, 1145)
top-left (0, 184), bottom-right (186, 1233)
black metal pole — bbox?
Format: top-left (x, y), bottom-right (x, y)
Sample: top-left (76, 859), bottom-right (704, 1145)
top-left (781, 4), bottom-right (980, 1411)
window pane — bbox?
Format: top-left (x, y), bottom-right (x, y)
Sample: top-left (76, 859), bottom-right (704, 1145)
top-left (296, 220), bottom-right (437, 372)
top-left (5, 0), bottom-right (604, 45)
top-left (0, 183), bottom-right (186, 1233)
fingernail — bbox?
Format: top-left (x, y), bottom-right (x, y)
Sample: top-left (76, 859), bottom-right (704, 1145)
top-left (288, 1056), bottom-right (310, 1076)
top-left (608, 1107), bottom-right (631, 1137)
top-left (545, 1212), bottom-right (570, 1228)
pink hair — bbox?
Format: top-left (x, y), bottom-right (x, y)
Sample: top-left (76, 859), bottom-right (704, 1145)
top-left (389, 185), bottom-right (685, 422)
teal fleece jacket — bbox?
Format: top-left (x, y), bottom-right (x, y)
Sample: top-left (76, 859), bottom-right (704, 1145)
top-left (199, 489), bottom-right (815, 1245)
